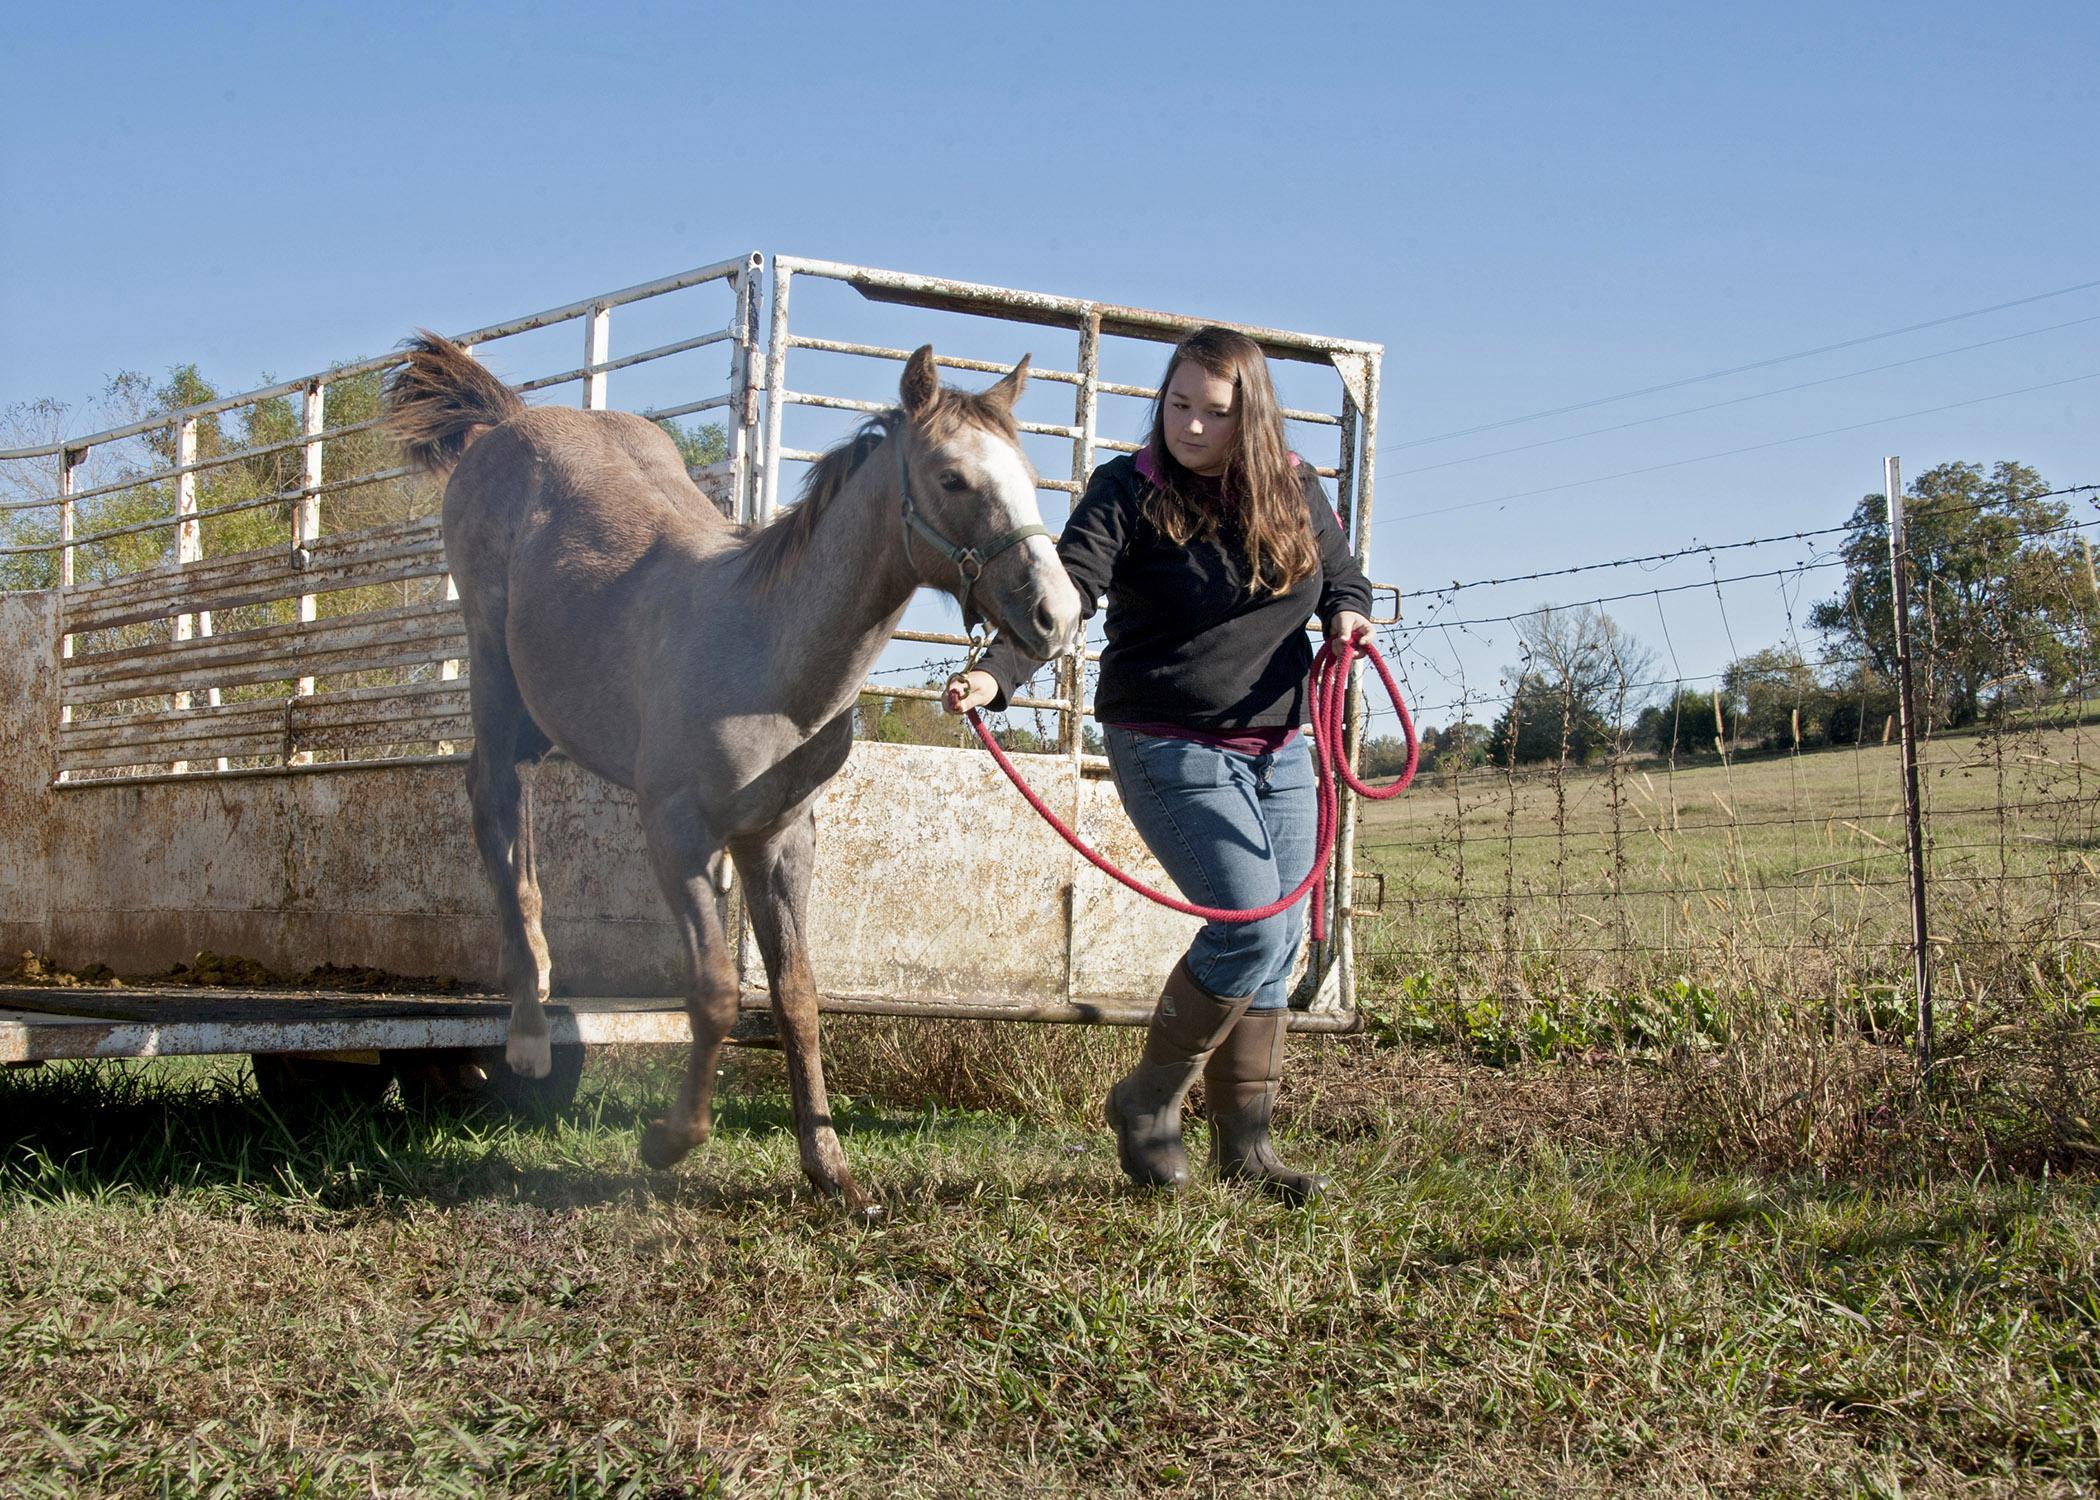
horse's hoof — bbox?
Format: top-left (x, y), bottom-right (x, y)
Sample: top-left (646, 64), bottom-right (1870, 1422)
top-left (505, 1033), bottom-right (552, 1079)
top-left (638, 1119), bottom-right (692, 1171)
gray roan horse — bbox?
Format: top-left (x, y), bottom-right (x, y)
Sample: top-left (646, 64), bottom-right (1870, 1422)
top-left (385, 335), bottom-right (1081, 1215)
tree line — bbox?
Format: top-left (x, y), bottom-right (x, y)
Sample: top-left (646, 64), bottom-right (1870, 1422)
top-left (0, 364), bottom-right (725, 595)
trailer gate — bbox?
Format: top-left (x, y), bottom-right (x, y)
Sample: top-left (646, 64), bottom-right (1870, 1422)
top-left (0, 254), bottom-right (1386, 1067)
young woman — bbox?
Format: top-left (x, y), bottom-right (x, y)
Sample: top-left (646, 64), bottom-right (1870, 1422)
top-left (946, 326), bottom-right (1374, 1203)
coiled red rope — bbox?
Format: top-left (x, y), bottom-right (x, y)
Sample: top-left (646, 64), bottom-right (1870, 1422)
top-left (965, 638), bottom-right (1418, 943)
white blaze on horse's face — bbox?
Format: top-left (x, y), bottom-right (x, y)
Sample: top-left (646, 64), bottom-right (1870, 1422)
top-left (919, 426), bottom-right (1082, 659)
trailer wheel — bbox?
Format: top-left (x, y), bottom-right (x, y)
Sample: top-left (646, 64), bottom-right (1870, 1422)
top-left (389, 1044), bottom-right (586, 1123)
top-left (250, 1052), bottom-right (396, 1114)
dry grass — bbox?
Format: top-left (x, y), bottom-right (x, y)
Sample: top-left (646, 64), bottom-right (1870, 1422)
top-left (1357, 716), bottom-right (2100, 1006)
top-left (822, 1015), bottom-right (1129, 1122)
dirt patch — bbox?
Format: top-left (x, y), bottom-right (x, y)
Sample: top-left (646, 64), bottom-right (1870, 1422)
top-left (1, 947), bottom-right (477, 995)
top-left (0, 950), bottom-right (118, 987)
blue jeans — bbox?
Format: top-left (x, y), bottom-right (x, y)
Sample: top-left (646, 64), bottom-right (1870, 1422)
top-left (1102, 726), bottom-right (1319, 1011)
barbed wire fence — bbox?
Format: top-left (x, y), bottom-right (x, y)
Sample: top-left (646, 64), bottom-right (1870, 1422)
top-left (1353, 477), bottom-right (2100, 1078)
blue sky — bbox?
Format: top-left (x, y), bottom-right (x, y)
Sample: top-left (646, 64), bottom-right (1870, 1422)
top-left (4, 1), bottom-right (2095, 725)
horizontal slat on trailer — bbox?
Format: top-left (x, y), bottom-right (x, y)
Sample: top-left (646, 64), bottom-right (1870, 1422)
top-left (296, 716), bottom-right (472, 752)
top-left (59, 679), bottom-right (478, 771)
top-left (64, 638), bottom-right (466, 709)
top-left (63, 702), bottom-right (289, 754)
top-left (0, 995), bottom-right (699, 1065)
top-left (62, 517), bottom-right (449, 635)
top-left (63, 730), bottom-right (292, 774)
top-left (62, 602), bottom-right (466, 705)
top-left (59, 681), bottom-right (474, 753)
top-left (295, 682), bottom-right (473, 731)
top-left (68, 594), bottom-right (461, 676)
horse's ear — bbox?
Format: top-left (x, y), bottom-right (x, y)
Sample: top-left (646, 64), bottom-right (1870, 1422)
top-left (986, 354), bottom-right (1031, 411)
top-left (900, 345), bottom-right (939, 418)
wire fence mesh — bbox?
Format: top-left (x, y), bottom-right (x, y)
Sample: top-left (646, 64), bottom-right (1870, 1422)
top-left (1354, 477), bottom-right (2100, 1065)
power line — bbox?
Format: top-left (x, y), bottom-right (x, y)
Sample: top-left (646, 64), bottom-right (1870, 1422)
top-left (1383, 276), bottom-right (2100, 451)
top-left (1382, 509), bottom-right (2100, 635)
top-left (1386, 313), bottom-right (2100, 479)
top-left (1404, 483), bottom-right (2100, 596)
top-left (1378, 372), bottom-right (2100, 527)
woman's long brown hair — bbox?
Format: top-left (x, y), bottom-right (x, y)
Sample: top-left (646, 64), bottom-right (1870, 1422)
top-left (1141, 327), bottom-right (1318, 596)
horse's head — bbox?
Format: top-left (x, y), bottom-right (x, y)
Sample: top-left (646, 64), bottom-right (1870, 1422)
top-left (893, 346), bottom-right (1083, 659)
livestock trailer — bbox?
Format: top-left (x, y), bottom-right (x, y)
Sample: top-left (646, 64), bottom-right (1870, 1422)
top-left (0, 253), bottom-right (1392, 1109)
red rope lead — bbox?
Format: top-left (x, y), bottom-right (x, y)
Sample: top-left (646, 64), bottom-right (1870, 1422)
top-left (966, 638), bottom-right (1418, 943)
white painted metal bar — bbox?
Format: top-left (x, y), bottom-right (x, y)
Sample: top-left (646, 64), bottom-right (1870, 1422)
top-left (582, 303), bottom-right (612, 410)
top-left (295, 379), bottom-right (325, 728)
top-left (3, 417), bottom-right (395, 516)
top-left (638, 392), bottom-right (735, 422)
top-left (778, 387), bottom-right (1080, 441)
top-left (0, 998), bottom-right (694, 1065)
top-left (1327, 349), bottom-right (1381, 1016)
top-left (519, 327), bottom-right (735, 396)
top-left (726, 258), bottom-right (761, 524)
top-left (783, 334), bottom-right (1083, 387)
top-left (9, 468), bottom-right (416, 558)
top-left (170, 418), bottom-right (200, 771)
top-left (770, 254), bottom-right (1381, 361)
top-left (57, 448), bottom-right (80, 588)
top-left (760, 261), bottom-right (793, 524)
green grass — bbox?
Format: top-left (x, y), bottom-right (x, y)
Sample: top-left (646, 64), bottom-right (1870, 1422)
top-left (1355, 715), bottom-right (2100, 1031)
top-left (5, 1046), bottom-right (2099, 1497)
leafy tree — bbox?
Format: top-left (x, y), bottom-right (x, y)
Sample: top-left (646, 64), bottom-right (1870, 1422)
top-left (1633, 689), bottom-right (1721, 758)
top-left (1722, 645), bottom-right (1829, 749)
top-left (1359, 734), bottom-right (1419, 778)
top-left (657, 419), bottom-right (728, 472)
top-left (1821, 662), bottom-right (1899, 747)
top-left (1490, 675), bottom-right (1609, 764)
top-left (1487, 605), bottom-right (1655, 764)
top-left (1425, 719), bottom-right (1491, 774)
top-left (1808, 461), bottom-right (2083, 729)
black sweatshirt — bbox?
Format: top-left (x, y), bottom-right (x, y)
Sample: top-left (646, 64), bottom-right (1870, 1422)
top-left (977, 452), bottom-right (1374, 730)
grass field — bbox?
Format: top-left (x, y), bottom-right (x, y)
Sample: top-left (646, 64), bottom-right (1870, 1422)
top-left (4, 1042), bottom-right (2099, 1498)
top-left (1352, 715), bottom-right (2100, 1040)
top-left (4, 713), bottom-right (2098, 1495)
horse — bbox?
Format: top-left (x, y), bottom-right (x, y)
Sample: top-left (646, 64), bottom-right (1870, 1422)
top-left (384, 335), bottom-right (1082, 1215)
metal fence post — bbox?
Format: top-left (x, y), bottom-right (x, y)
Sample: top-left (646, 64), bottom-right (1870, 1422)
top-left (56, 446), bottom-right (81, 783)
top-left (171, 416), bottom-right (200, 772)
top-left (1059, 311), bottom-right (1104, 1005)
top-left (1885, 455), bottom-right (1935, 1086)
top-left (291, 378), bottom-right (326, 764)
top-left (583, 303), bottom-right (611, 410)
top-left (727, 254), bottom-right (763, 525)
top-left (759, 263), bottom-right (793, 525)
top-left (1328, 351), bottom-right (1379, 1015)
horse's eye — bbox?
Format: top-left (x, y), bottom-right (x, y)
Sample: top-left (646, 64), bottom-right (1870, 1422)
top-left (937, 471), bottom-right (968, 493)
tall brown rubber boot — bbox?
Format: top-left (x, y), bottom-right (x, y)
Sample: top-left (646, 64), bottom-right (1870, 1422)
top-left (1205, 1009), bottom-right (1329, 1204)
top-left (1103, 960), bottom-right (1253, 1189)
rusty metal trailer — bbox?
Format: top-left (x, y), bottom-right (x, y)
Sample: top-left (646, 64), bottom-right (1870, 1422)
top-left (0, 252), bottom-right (1388, 1096)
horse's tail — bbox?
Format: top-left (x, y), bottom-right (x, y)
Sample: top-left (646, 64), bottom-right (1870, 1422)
top-left (383, 330), bottom-right (525, 476)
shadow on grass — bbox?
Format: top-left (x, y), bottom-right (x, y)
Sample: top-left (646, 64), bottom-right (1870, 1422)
top-left (0, 1052), bottom-right (999, 1216)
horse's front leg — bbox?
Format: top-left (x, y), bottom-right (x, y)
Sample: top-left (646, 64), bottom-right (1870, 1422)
top-left (637, 790), bottom-right (741, 1170)
top-left (732, 812), bottom-right (876, 1219)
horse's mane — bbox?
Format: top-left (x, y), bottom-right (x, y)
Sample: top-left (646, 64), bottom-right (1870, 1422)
top-left (740, 385), bottom-right (1021, 592)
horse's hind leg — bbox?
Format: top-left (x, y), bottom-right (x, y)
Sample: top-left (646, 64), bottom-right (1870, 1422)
top-left (636, 790), bottom-right (741, 1171)
top-left (732, 811), bottom-right (875, 1219)
top-left (464, 646), bottom-right (556, 1079)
